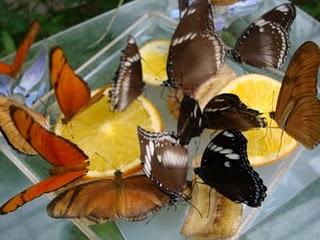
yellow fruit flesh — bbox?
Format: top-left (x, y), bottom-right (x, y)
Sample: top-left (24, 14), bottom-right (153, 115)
top-left (55, 90), bottom-right (163, 177)
top-left (220, 74), bottom-right (298, 166)
top-left (140, 40), bottom-right (170, 86)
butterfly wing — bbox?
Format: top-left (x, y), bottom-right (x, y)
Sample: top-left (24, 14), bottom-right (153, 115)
top-left (47, 174), bottom-right (170, 223)
top-left (167, 0), bottom-right (225, 93)
top-left (260, 3), bottom-right (296, 31)
top-left (231, 3), bottom-right (296, 68)
top-left (111, 36), bottom-right (144, 111)
top-left (138, 127), bottom-right (188, 200)
top-left (50, 46), bottom-right (90, 122)
top-left (0, 170), bottom-right (84, 214)
top-left (0, 21), bottom-right (40, 77)
top-left (202, 93), bottom-right (266, 130)
top-left (178, 0), bottom-right (189, 19)
top-left (273, 41), bottom-right (320, 149)
top-left (0, 96), bottom-right (48, 154)
top-left (194, 129), bottom-right (267, 207)
top-left (168, 31), bottom-right (225, 94)
top-left (177, 95), bottom-right (203, 145)
top-left (10, 105), bottom-right (88, 167)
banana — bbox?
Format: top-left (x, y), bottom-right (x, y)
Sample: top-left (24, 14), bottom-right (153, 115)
top-left (180, 157), bottom-right (242, 239)
top-left (167, 64), bottom-right (236, 119)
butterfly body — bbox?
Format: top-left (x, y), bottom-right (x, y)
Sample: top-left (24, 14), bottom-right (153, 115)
top-left (47, 170), bottom-right (170, 223)
top-left (194, 129), bottom-right (267, 207)
top-left (270, 41), bottom-right (320, 149)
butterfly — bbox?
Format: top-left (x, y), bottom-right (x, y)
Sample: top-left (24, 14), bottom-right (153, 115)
top-left (110, 36), bottom-right (145, 111)
top-left (50, 46), bottom-right (108, 124)
top-left (269, 41), bottom-right (320, 149)
top-left (0, 105), bottom-right (88, 214)
top-left (228, 3), bottom-right (296, 69)
top-left (0, 21), bottom-right (40, 78)
top-left (0, 96), bottom-right (48, 155)
top-left (177, 94), bottom-right (266, 145)
top-left (202, 93), bottom-right (267, 130)
top-left (137, 126), bottom-right (189, 202)
top-left (177, 95), bottom-right (203, 146)
top-left (50, 46), bottom-right (91, 123)
top-left (194, 129), bottom-right (267, 207)
top-left (47, 169), bottom-right (170, 223)
top-left (166, 0), bottom-right (225, 95)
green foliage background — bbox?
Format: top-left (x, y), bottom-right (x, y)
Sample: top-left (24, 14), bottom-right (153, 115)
top-left (0, 0), bottom-right (319, 58)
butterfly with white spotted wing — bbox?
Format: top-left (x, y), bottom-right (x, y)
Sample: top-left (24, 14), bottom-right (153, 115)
top-left (166, 0), bottom-right (225, 95)
top-left (194, 129), bottom-right (267, 207)
top-left (110, 35), bottom-right (145, 111)
top-left (229, 3), bottom-right (296, 69)
top-left (137, 126), bottom-right (189, 202)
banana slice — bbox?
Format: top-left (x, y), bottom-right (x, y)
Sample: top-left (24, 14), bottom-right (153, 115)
top-left (167, 63), bottom-right (236, 119)
top-left (181, 157), bottom-right (242, 239)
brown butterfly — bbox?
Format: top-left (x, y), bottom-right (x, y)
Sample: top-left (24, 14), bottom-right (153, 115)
top-left (0, 21), bottom-right (40, 78)
top-left (0, 96), bottom-right (48, 154)
top-left (0, 106), bottom-right (88, 214)
top-left (270, 41), bottom-right (320, 149)
top-left (110, 36), bottom-right (145, 112)
top-left (47, 169), bottom-right (170, 223)
top-left (166, 0), bottom-right (225, 95)
top-left (203, 93), bottom-right (267, 131)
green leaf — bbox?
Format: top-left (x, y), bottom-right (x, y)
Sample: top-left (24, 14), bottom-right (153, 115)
top-left (1, 30), bottom-right (16, 55)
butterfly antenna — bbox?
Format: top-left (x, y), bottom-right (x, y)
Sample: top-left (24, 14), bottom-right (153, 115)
top-left (145, 210), bottom-right (161, 225)
top-left (182, 196), bottom-right (203, 218)
top-left (95, 152), bottom-right (118, 171)
top-left (207, 187), bottom-right (213, 218)
top-left (277, 130), bottom-right (285, 158)
top-left (140, 57), bottom-right (165, 85)
top-left (87, 0), bottom-right (124, 50)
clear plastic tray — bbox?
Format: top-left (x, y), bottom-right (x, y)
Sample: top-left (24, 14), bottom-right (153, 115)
top-left (1, 0), bottom-right (320, 239)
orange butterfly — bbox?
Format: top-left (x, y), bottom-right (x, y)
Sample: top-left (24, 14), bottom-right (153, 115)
top-left (0, 21), bottom-right (40, 78)
top-left (270, 41), bottom-right (320, 149)
top-left (50, 46), bottom-right (92, 123)
top-left (0, 106), bottom-right (88, 214)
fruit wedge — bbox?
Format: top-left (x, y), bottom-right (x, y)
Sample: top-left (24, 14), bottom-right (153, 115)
top-left (55, 87), bottom-right (163, 178)
top-left (219, 73), bottom-right (298, 166)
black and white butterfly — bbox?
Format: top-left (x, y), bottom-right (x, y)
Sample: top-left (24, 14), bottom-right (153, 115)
top-left (137, 126), bottom-right (189, 202)
top-left (166, 0), bottom-right (225, 95)
top-left (229, 3), bottom-right (296, 69)
top-left (110, 35), bottom-right (145, 111)
top-left (194, 129), bottom-right (267, 207)
top-left (177, 95), bottom-right (203, 146)
top-left (202, 93), bottom-right (266, 130)
top-left (177, 94), bottom-right (266, 145)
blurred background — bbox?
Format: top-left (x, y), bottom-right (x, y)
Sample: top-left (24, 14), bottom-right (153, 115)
top-left (0, 0), bottom-right (319, 58)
